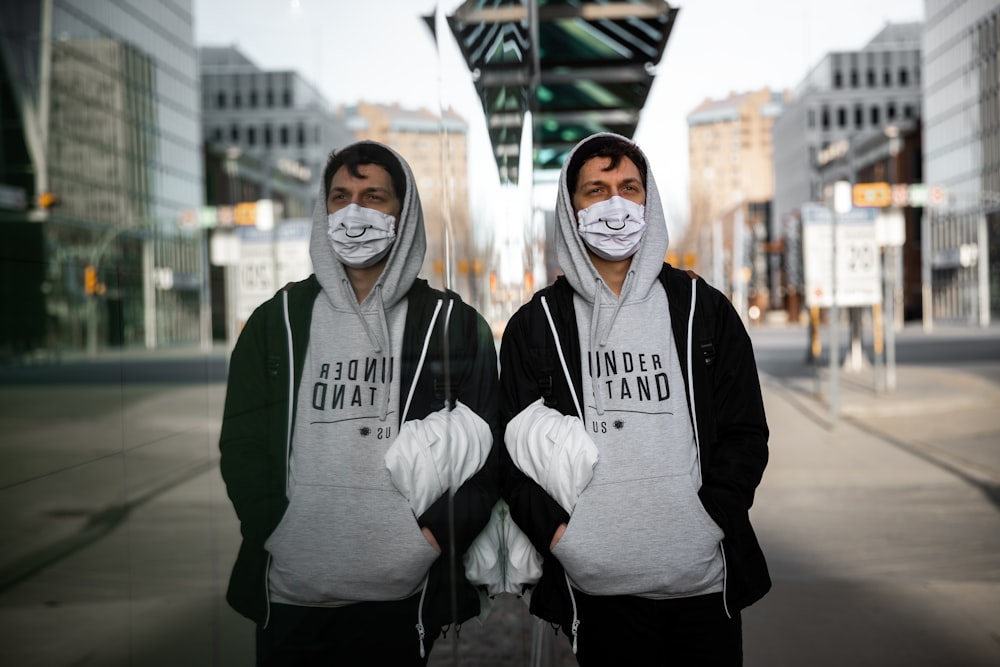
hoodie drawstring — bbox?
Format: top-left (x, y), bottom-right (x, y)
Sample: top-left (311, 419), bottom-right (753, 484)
top-left (565, 571), bottom-right (580, 654)
top-left (415, 574), bottom-right (429, 658)
top-left (336, 279), bottom-right (395, 421)
top-left (587, 269), bottom-right (635, 415)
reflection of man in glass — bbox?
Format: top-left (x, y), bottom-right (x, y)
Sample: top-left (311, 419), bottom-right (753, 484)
top-left (499, 133), bottom-right (770, 664)
top-left (219, 141), bottom-right (499, 666)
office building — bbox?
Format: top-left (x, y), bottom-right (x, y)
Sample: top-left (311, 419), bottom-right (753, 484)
top-left (922, 0), bottom-right (999, 324)
top-left (772, 22), bottom-right (923, 319)
top-left (199, 45), bottom-right (349, 219)
top-left (0, 0), bottom-right (204, 355)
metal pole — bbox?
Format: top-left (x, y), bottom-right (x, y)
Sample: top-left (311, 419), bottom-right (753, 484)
top-left (886, 245), bottom-right (897, 390)
top-left (922, 208), bottom-right (934, 332)
top-left (978, 212), bottom-right (991, 327)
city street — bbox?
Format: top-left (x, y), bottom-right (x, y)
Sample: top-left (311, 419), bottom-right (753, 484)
top-left (0, 323), bottom-right (998, 666)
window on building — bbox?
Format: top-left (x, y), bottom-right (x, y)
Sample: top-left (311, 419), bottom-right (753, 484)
top-left (250, 90), bottom-right (258, 108)
top-left (883, 69), bottom-right (892, 86)
top-left (887, 102), bottom-right (897, 121)
top-left (297, 123), bottom-right (305, 147)
top-left (899, 68), bottom-right (909, 86)
top-left (230, 124), bottom-right (239, 142)
top-left (234, 92), bottom-right (242, 109)
top-left (283, 89), bottom-right (292, 107)
top-left (867, 69), bottom-right (876, 86)
top-left (850, 70), bottom-right (859, 87)
top-left (280, 126), bottom-right (289, 146)
top-left (266, 89), bottom-right (274, 107)
top-left (822, 106), bottom-right (830, 130)
top-left (871, 106), bottom-right (880, 125)
top-left (248, 126), bottom-right (256, 146)
top-left (264, 124), bottom-right (272, 147)
top-left (837, 107), bottom-right (847, 128)
top-left (855, 105), bottom-right (864, 129)
top-left (833, 70), bottom-right (843, 88)
top-left (216, 91), bottom-right (226, 109)
top-left (213, 127), bottom-right (223, 142)
top-left (904, 104), bottom-right (915, 119)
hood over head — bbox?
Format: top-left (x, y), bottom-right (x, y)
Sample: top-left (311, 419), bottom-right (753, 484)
top-left (309, 140), bottom-right (426, 312)
top-left (555, 132), bottom-right (670, 305)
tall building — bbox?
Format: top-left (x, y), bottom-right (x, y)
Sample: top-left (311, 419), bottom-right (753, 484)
top-left (0, 0), bottom-right (205, 355)
top-left (682, 89), bottom-right (787, 318)
top-left (686, 89), bottom-right (787, 240)
top-left (199, 45), bottom-right (350, 219)
top-left (922, 0), bottom-right (999, 324)
top-left (340, 102), bottom-right (485, 307)
top-left (772, 22), bottom-right (923, 319)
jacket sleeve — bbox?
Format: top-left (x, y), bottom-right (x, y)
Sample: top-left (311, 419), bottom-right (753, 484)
top-left (218, 302), bottom-right (288, 548)
top-left (498, 302), bottom-right (572, 554)
top-left (416, 303), bottom-right (500, 559)
top-left (696, 282), bottom-right (770, 521)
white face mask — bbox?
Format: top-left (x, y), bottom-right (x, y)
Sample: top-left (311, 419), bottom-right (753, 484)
top-left (326, 203), bottom-right (397, 268)
top-left (576, 195), bottom-right (646, 261)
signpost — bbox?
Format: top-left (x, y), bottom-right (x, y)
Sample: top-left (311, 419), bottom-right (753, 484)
top-left (802, 203), bottom-right (881, 309)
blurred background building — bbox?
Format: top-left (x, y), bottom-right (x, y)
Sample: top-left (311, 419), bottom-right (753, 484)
top-left (0, 0), bottom-right (204, 358)
top-left (771, 22), bottom-right (924, 324)
top-left (921, 0), bottom-right (1000, 326)
top-left (680, 88), bottom-right (789, 323)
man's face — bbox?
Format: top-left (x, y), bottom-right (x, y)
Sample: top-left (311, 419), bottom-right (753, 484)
top-left (571, 156), bottom-right (646, 216)
top-left (327, 163), bottom-right (402, 219)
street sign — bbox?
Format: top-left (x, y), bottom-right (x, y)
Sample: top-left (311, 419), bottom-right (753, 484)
top-left (853, 182), bottom-right (891, 208)
top-left (802, 203), bottom-right (881, 307)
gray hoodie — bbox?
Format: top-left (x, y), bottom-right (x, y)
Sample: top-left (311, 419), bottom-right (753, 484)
top-left (549, 133), bottom-right (725, 598)
top-left (264, 141), bottom-right (439, 606)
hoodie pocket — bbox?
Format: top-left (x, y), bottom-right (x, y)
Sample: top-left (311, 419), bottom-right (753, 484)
top-left (551, 474), bottom-right (724, 597)
top-left (264, 484), bottom-right (439, 604)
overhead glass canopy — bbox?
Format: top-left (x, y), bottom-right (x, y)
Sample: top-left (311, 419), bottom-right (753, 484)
top-left (441, 0), bottom-right (678, 182)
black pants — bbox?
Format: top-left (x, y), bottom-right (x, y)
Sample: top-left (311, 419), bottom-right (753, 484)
top-left (564, 591), bottom-right (742, 666)
top-left (256, 596), bottom-right (439, 667)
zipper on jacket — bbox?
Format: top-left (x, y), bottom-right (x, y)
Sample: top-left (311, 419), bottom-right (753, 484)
top-left (686, 277), bottom-right (732, 619)
top-left (282, 290), bottom-right (294, 493)
top-left (415, 574), bottom-right (430, 658)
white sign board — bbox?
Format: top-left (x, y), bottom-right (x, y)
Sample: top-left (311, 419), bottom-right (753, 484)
top-left (802, 203), bottom-right (881, 308)
top-left (235, 227), bottom-right (276, 329)
top-left (274, 219), bottom-right (314, 287)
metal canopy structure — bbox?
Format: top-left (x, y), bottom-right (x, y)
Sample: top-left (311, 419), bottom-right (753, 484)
top-left (439, 0), bottom-right (678, 183)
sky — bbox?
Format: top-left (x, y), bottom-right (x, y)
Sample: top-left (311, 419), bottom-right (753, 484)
top-left (193, 0), bottom-right (926, 236)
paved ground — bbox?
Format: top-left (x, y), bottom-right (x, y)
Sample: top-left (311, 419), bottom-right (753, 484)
top-left (0, 323), bottom-right (998, 666)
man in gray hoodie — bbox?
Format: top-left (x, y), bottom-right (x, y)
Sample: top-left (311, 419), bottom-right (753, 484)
top-left (220, 140), bottom-right (499, 666)
top-left (500, 133), bottom-right (770, 665)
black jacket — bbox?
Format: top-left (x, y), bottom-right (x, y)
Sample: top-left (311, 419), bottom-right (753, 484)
top-left (219, 275), bottom-right (499, 628)
top-left (499, 264), bottom-right (770, 625)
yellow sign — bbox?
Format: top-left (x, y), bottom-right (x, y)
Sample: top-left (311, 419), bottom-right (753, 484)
top-left (853, 182), bottom-right (891, 208)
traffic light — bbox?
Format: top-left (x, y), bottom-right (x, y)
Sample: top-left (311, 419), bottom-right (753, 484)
top-left (84, 265), bottom-right (97, 295)
top-left (37, 192), bottom-right (59, 208)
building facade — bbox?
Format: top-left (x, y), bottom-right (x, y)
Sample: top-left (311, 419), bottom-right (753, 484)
top-left (341, 102), bottom-right (485, 307)
top-left (682, 88), bottom-right (787, 318)
top-left (772, 22), bottom-right (923, 320)
top-left (199, 45), bottom-right (349, 219)
top-left (0, 0), bottom-right (204, 356)
top-left (922, 0), bottom-right (999, 325)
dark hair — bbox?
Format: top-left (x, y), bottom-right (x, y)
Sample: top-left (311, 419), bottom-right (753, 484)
top-left (323, 142), bottom-right (406, 202)
top-left (566, 135), bottom-right (648, 195)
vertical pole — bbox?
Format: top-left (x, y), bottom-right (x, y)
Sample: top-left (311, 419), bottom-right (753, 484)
top-left (886, 245), bottom-right (897, 390)
top-left (922, 208), bottom-right (934, 332)
top-left (978, 212), bottom-right (991, 327)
